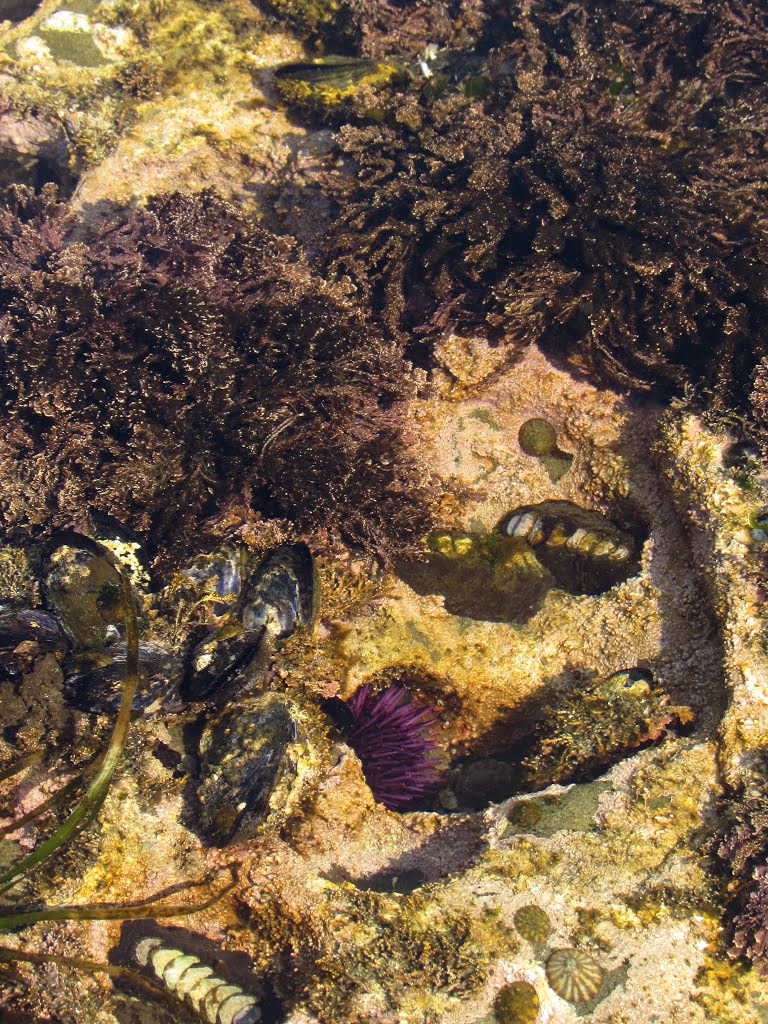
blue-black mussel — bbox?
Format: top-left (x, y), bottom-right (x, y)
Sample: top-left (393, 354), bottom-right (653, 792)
top-left (40, 539), bottom-right (316, 713)
top-left (182, 542), bottom-right (317, 702)
top-left (2, 537), bottom-right (328, 853)
top-left (195, 692), bottom-right (301, 847)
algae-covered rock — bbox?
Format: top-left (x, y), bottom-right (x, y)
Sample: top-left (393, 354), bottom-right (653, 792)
top-left (1, 3), bottom-right (767, 1023)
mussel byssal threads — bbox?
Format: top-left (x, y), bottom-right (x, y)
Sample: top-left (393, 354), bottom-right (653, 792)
top-left (345, 683), bottom-right (444, 811)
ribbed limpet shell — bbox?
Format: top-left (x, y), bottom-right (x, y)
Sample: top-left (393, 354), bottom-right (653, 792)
top-left (545, 947), bottom-right (603, 1003)
top-left (513, 904), bottom-right (552, 943)
top-left (494, 980), bottom-right (540, 1024)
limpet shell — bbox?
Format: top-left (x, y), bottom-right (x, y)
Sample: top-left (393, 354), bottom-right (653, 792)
top-left (507, 800), bottom-right (543, 829)
top-left (545, 947), bottom-right (603, 1003)
top-left (518, 418), bottom-right (557, 457)
top-left (513, 904), bottom-right (552, 943)
top-left (494, 980), bottom-right (540, 1023)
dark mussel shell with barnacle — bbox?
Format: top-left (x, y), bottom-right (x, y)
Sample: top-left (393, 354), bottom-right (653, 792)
top-left (0, 537), bottom-right (321, 848)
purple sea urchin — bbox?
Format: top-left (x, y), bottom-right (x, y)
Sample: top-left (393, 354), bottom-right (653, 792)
top-left (345, 683), bottom-right (444, 811)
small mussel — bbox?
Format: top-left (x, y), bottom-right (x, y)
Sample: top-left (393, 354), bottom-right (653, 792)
top-left (43, 537), bottom-right (124, 649)
top-left (0, 608), bottom-right (70, 655)
top-left (273, 55), bottom-right (407, 110)
top-left (273, 46), bottom-right (487, 114)
top-left (183, 543), bottom-right (316, 702)
top-left (182, 546), bottom-right (245, 616)
top-left (63, 642), bottom-right (184, 714)
top-left (500, 500), bottom-right (641, 595)
top-left (240, 542), bottom-right (316, 640)
top-left (195, 691), bottom-right (323, 847)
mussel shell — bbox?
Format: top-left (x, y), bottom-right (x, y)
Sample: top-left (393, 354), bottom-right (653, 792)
top-left (0, 609), bottom-right (70, 653)
top-left (274, 55), bottom-right (400, 90)
top-left (63, 642), bottom-right (183, 715)
top-left (181, 544), bottom-right (316, 703)
top-left (181, 624), bottom-right (268, 702)
top-left (43, 538), bottom-right (124, 650)
top-left (181, 547), bottom-right (244, 616)
top-left (240, 543), bottom-right (316, 639)
top-left (196, 693), bottom-right (298, 846)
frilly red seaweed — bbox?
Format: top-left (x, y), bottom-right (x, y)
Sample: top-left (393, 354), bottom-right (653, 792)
top-left (0, 186), bottom-right (435, 572)
top-left (315, 0), bottom-right (767, 436)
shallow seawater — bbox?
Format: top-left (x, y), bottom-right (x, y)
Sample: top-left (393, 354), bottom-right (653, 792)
top-left (0, 3), bottom-right (767, 1024)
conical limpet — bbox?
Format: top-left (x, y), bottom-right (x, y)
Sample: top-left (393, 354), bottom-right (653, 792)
top-left (545, 947), bottom-right (603, 1003)
top-left (513, 904), bottom-right (551, 943)
top-left (494, 980), bottom-right (540, 1023)
top-left (518, 418), bottom-right (557, 457)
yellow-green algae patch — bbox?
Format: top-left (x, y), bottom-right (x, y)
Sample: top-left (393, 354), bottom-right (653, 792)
top-left (0, 0), bottom-right (310, 211)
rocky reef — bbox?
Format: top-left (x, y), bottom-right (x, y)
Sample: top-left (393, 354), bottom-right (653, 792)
top-left (1, 1), bottom-right (768, 1023)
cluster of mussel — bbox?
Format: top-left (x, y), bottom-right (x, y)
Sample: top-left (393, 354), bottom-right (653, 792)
top-left (0, 535), bottom-right (320, 848)
top-left (0, 509), bottom-right (691, 1021)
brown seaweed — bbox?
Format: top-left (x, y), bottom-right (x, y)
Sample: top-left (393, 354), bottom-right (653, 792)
top-left (316, 0), bottom-right (767, 435)
top-left (0, 186), bottom-right (434, 573)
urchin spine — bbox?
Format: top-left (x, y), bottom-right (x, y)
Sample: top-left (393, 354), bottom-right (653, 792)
top-left (134, 937), bottom-right (261, 1024)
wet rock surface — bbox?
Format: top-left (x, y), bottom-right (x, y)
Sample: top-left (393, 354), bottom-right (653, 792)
top-left (0, 5), bottom-right (767, 1024)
